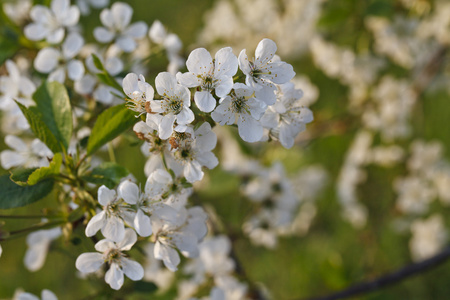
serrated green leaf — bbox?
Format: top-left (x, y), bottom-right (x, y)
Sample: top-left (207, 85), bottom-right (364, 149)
top-left (15, 101), bottom-right (62, 153)
top-left (86, 104), bottom-right (137, 156)
top-left (10, 168), bottom-right (38, 186)
top-left (91, 53), bottom-right (105, 71)
top-left (82, 162), bottom-right (129, 189)
top-left (27, 153), bottom-right (62, 185)
top-left (91, 54), bottom-right (124, 93)
top-left (96, 73), bottom-right (124, 92)
top-left (32, 81), bottom-right (73, 150)
top-left (0, 174), bottom-right (54, 209)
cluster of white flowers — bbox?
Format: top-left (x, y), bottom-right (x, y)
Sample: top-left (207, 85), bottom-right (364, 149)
top-left (125, 38), bottom-right (312, 147)
top-left (76, 177), bottom-right (208, 289)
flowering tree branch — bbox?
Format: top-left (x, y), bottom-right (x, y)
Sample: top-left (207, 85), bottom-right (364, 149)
top-left (304, 246), bottom-right (450, 300)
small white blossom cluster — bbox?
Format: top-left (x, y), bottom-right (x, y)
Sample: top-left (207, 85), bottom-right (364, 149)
top-left (198, 0), bottom-right (324, 59)
top-left (240, 162), bottom-right (327, 248)
top-left (409, 214), bottom-right (447, 262)
top-left (310, 36), bottom-right (385, 108)
top-left (76, 178), bottom-right (208, 290)
top-left (179, 235), bottom-right (249, 300)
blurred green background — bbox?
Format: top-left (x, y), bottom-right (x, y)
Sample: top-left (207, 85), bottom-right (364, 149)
top-left (1, 0), bottom-right (450, 299)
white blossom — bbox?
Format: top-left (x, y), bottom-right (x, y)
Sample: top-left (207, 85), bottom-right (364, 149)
top-left (24, 0), bottom-right (80, 44)
top-left (94, 2), bottom-right (147, 53)
top-left (76, 228), bottom-right (144, 290)
top-left (153, 207), bottom-right (208, 271)
top-left (123, 73), bottom-right (154, 115)
top-left (177, 47), bottom-right (238, 112)
top-left (261, 82), bottom-right (313, 148)
top-left (238, 38), bottom-right (295, 105)
top-left (85, 185), bottom-right (135, 242)
top-left (34, 32), bottom-right (85, 82)
top-left (212, 83), bottom-right (266, 143)
top-left (150, 72), bottom-right (194, 139)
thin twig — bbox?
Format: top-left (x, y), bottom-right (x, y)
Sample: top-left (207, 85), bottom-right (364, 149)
top-left (302, 246), bottom-right (450, 300)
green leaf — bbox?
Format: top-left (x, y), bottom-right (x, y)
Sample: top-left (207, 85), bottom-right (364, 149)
top-left (82, 162), bottom-right (129, 189)
top-left (91, 54), bottom-right (124, 92)
top-left (86, 104), bottom-right (137, 156)
top-left (133, 281), bottom-right (157, 294)
top-left (32, 81), bottom-right (73, 150)
top-left (0, 30), bottom-right (20, 66)
top-left (10, 168), bottom-right (38, 186)
top-left (0, 174), bottom-right (54, 209)
top-left (91, 53), bottom-right (105, 71)
top-left (15, 101), bottom-right (62, 153)
top-left (27, 153), bottom-right (62, 185)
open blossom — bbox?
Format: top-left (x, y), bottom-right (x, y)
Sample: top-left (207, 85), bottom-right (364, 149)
top-left (76, 228), bottom-right (144, 290)
top-left (238, 38), bottom-right (295, 105)
top-left (118, 179), bottom-right (178, 237)
top-left (34, 32), bottom-right (85, 82)
top-left (177, 47), bottom-right (238, 112)
top-left (150, 72), bottom-right (195, 139)
top-left (85, 185), bottom-right (135, 242)
top-left (94, 2), bottom-right (147, 52)
top-left (169, 122), bottom-right (219, 183)
top-left (123, 73), bottom-right (154, 115)
top-left (212, 83), bottom-right (266, 143)
top-left (153, 207), bottom-right (208, 272)
top-left (24, 0), bottom-right (80, 44)
top-left (261, 82), bottom-right (314, 148)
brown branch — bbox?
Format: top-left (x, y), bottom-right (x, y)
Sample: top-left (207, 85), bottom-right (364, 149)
top-left (302, 246), bottom-right (450, 300)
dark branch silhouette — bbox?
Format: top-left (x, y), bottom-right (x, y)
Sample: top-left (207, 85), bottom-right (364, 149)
top-left (302, 246), bottom-right (450, 300)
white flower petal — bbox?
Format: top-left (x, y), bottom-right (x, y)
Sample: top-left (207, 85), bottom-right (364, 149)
top-left (116, 35), bottom-right (137, 53)
top-left (158, 114), bottom-right (176, 139)
top-left (185, 160), bottom-right (203, 183)
top-left (194, 91), bottom-right (216, 113)
top-left (85, 210), bottom-right (106, 237)
top-left (121, 257), bottom-right (144, 280)
top-left (75, 252), bottom-right (104, 273)
top-left (24, 242), bottom-right (49, 271)
top-left (98, 185), bottom-right (116, 206)
top-left (24, 23), bottom-right (49, 41)
top-left (105, 263), bottom-right (124, 290)
top-left (186, 48), bottom-right (213, 75)
top-left (124, 21), bottom-right (147, 38)
top-left (134, 209), bottom-right (152, 237)
top-left (154, 241), bottom-right (180, 272)
top-left (111, 2), bottom-right (132, 31)
top-left (214, 47), bottom-right (238, 78)
top-left (67, 60), bottom-right (85, 81)
top-left (46, 28), bottom-right (65, 44)
top-left (94, 27), bottom-right (114, 43)
top-left (176, 107), bottom-right (194, 125)
top-left (118, 228), bottom-right (138, 251)
top-left (238, 115), bottom-right (263, 143)
top-left (255, 38), bottom-right (277, 66)
top-left (34, 48), bottom-right (60, 73)
top-left (118, 180), bottom-right (140, 204)
top-left (63, 32), bottom-right (84, 59)
top-left (102, 215), bottom-right (125, 242)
